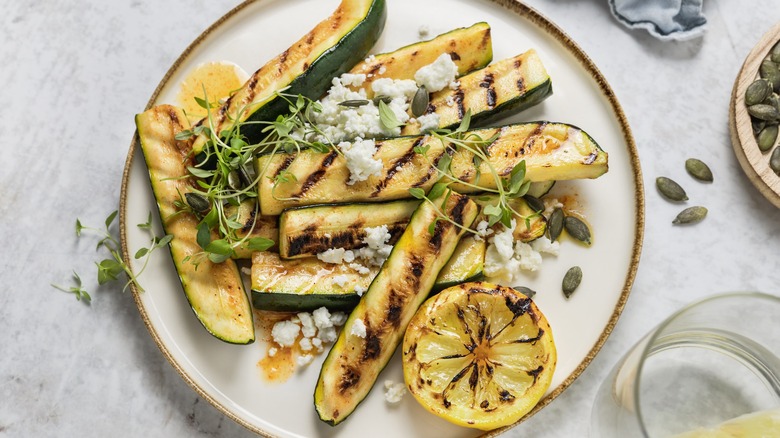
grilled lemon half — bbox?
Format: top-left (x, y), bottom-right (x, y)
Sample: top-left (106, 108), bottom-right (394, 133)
top-left (402, 282), bottom-right (556, 430)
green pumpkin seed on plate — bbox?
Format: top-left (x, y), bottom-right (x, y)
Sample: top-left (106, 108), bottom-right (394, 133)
top-left (563, 216), bottom-right (591, 245)
top-left (548, 207), bottom-right (564, 243)
top-left (562, 266), bottom-right (582, 299)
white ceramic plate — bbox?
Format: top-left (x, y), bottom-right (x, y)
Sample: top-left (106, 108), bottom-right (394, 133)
top-left (120, 0), bottom-right (643, 436)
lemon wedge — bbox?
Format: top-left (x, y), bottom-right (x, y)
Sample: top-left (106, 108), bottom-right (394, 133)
top-left (402, 282), bottom-right (556, 430)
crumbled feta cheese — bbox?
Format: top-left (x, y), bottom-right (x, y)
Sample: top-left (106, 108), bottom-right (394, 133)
top-left (371, 78), bottom-right (418, 100)
top-left (414, 53), bottom-right (459, 93)
top-left (350, 319), bottom-right (367, 338)
top-left (299, 337), bottom-right (313, 352)
top-left (349, 262), bottom-right (371, 275)
top-left (418, 25), bottom-right (430, 38)
top-left (531, 236), bottom-right (560, 256)
top-left (384, 380), bottom-right (406, 403)
top-left (297, 312), bottom-right (317, 338)
top-left (330, 312), bottom-right (348, 326)
top-left (271, 320), bottom-right (300, 347)
top-left (339, 138), bottom-right (383, 185)
top-left (449, 80), bottom-right (460, 90)
top-left (543, 197), bottom-right (564, 217)
top-left (445, 95), bottom-right (455, 107)
top-left (332, 274), bottom-right (350, 288)
top-left (473, 220), bottom-right (494, 242)
top-left (354, 285), bottom-right (367, 297)
top-left (311, 337), bottom-right (323, 350)
top-left (267, 347), bottom-right (277, 357)
top-left (339, 73), bottom-right (366, 87)
top-left (514, 241), bottom-right (542, 272)
top-left (365, 55), bottom-right (376, 64)
top-left (297, 354), bottom-right (314, 366)
top-left (416, 113), bottom-right (440, 133)
top-left (317, 248), bottom-right (356, 264)
top-left (492, 220), bottom-right (517, 261)
top-left (312, 307), bottom-right (334, 330)
top-left (317, 326), bottom-right (338, 343)
top-left (378, 65), bottom-right (387, 75)
top-left (358, 225), bottom-right (393, 266)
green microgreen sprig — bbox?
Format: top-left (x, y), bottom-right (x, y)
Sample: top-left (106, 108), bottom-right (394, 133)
top-left (51, 211), bottom-right (173, 302)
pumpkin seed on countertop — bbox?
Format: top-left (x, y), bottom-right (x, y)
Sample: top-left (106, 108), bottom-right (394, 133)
top-left (758, 125), bottom-right (779, 152)
top-left (746, 79), bottom-right (772, 106)
top-left (185, 192), bottom-right (210, 213)
top-left (562, 266), bottom-right (582, 299)
top-left (748, 104), bottom-right (779, 121)
top-left (411, 85), bottom-right (429, 118)
top-left (770, 147), bottom-right (780, 176)
top-left (672, 206), bottom-right (707, 225)
top-left (563, 216), bottom-right (591, 245)
top-left (685, 158), bottom-right (713, 182)
top-left (656, 176), bottom-right (689, 201)
top-left (548, 208), bottom-right (564, 243)
top-left (514, 286), bottom-right (537, 299)
top-left (338, 99), bottom-right (370, 108)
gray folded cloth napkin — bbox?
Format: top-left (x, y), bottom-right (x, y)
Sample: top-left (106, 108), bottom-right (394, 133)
top-left (608, 0), bottom-right (707, 41)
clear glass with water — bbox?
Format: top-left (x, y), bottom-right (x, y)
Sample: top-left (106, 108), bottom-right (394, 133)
top-left (591, 293), bottom-right (780, 437)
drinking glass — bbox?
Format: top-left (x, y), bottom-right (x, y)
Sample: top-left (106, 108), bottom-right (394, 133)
top-left (591, 292), bottom-right (780, 437)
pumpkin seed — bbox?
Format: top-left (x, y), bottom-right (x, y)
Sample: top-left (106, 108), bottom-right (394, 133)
top-left (685, 158), bottom-right (713, 182)
top-left (548, 208), bottom-right (564, 242)
top-left (185, 192), bottom-right (210, 213)
top-left (514, 286), bottom-right (537, 299)
top-left (771, 40), bottom-right (780, 63)
top-left (771, 147), bottom-right (780, 176)
top-left (563, 216), bottom-right (591, 245)
top-left (748, 104), bottom-right (780, 121)
top-left (338, 99), bottom-right (370, 108)
top-left (372, 95), bottom-right (392, 106)
top-left (523, 195), bottom-right (545, 213)
top-left (758, 125), bottom-right (779, 152)
top-left (562, 266), bottom-right (582, 299)
top-left (411, 85), bottom-right (429, 118)
top-left (760, 60), bottom-right (780, 92)
top-left (753, 120), bottom-right (767, 135)
top-left (656, 176), bottom-right (688, 201)
top-left (672, 206), bottom-right (707, 225)
top-left (227, 170), bottom-right (242, 190)
top-left (746, 79), bottom-right (772, 106)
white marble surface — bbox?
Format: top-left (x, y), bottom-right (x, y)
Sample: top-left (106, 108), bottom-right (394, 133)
top-left (2, 0), bottom-right (780, 437)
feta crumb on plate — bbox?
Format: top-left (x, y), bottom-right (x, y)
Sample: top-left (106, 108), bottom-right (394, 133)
top-left (384, 380), bottom-right (406, 403)
top-left (271, 320), bottom-right (300, 347)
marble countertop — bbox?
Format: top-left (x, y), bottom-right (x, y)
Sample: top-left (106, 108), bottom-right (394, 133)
top-left (2, 0), bottom-right (780, 436)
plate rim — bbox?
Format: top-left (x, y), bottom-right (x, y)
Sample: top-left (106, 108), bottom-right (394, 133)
top-left (119, 0), bottom-right (644, 436)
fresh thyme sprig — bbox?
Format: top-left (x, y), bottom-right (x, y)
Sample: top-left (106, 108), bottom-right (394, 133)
top-left (51, 211), bottom-right (173, 302)
top-left (408, 112), bottom-right (541, 233)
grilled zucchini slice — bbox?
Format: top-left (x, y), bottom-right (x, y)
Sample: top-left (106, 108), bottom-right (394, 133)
top-left (257, 122), bottom-right (607, 215)
top-left (136, 105), bottom-right (254, 344)
top-left (278, 199), bottom-right (419, 259)
top-left (433, 235), bottom-right (486, 291)
top-left (192, 0), bottom-right (387, 150)
top-left (402, 50), bottom-right (552, 135)
top-left (251, 252), bottom-right (376, 312)
top-left (226, 200), bottom-right (278, 259)
top-left (314, 188), bottom-right (479, 425)
top-left (347, 22), bottom-right (492, 98)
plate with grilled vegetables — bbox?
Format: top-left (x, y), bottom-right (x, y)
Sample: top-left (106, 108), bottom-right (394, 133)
top-left (120, 0), bottom-right (643, 436)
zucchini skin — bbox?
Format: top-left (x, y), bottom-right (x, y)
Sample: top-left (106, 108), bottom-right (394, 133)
top-left (257, 122), bottom-right (608, 215)
top-left (402, 50), bottom-right (552, 135)
top-left (192, 0), bottom-right (387, 149)
top-left (347, 22), bottom-right (493, 98)
top-left (314, 189), bottom-right (479, 425)
top-left (136, 105), bottom-right (254, 344)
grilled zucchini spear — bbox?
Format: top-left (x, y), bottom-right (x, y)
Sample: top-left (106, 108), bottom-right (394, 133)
top-left (191, 0), bottom-right (387, 150)
top-left (136, 105), bottom-right (254, 344)
top-left (257, 122), bottom-right (607, 215)
top-left (314, 187), bottom-right (479, 425)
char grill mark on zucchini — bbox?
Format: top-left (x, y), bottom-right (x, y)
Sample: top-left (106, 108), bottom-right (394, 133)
top-left (191, 0), bottom-right (387, 150)
top-left (256, 123), bottom-right (606, 215)
top-left (402, 50), bottom-right (552, 135)
top-left (136, 105), bottom-right (254, 344)
top-left (279, 199), bottom-right (420, 259)
top-left (346, 22), bottom-right (493, 98)
top-left (314, 189), bottom-right (479, 425)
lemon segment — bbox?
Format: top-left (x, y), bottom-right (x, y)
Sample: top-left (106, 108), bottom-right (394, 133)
top-left (402, 282), bottom-right (556, 430)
